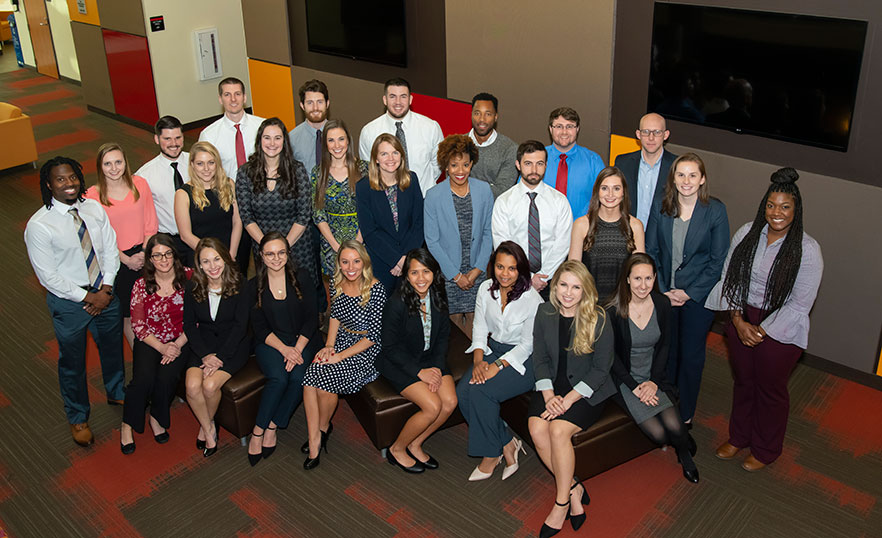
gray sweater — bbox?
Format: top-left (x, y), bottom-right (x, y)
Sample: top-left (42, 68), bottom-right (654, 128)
top-left (471, 132), bottom-right (519, 199)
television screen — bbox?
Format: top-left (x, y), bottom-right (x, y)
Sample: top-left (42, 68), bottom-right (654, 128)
top-left (649, 4), bottom-right (867, 151)
top-left (305, 0), bottom-right (407, 67)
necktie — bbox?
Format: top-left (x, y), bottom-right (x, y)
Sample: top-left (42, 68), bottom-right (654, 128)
top-left (69, 207), bottom-right (103, 289)
top-left (555, 154), bottom-right (568, 195)
top-left (234, 123), bottom-right (246, 168)
top-left (315, 129), bottom-right (323, 169)
top-left (170, 161), bottom-right (184, 190)
top-left (527, 192), bottom-right (542, 273)
top-left (394, 121), bottom-right (409, 163)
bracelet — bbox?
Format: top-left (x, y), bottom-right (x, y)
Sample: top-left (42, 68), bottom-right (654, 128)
top-left (453, 274), bottom-right (462, 283)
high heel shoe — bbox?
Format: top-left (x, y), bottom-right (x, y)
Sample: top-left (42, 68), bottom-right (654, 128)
top-left (248, 430), bottom-right (264, 467)
top-left (303, 429), bottom-right (329, 470)
top-left (569, 478), bottom-right (589, 530)
top-left (468, 457), bottom-right (501, 481)
top-left (539, 500), bottom-right (570, 538)
top-left (301, 422), bottom-right (333, 454)
top-left (501, 438), bottom-right (526, 480)
top-left (386, 447), bottom-right (425, 473)
top-left (203, 427), bottom-right (219, 458)
top-left (261, 426), bottom-right (277, 459)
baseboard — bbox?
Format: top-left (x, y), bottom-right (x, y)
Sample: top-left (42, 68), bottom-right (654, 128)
top-left (59, 75), bottom-right (81, 87)
top-left (86, 105), bottom-right (153, 132)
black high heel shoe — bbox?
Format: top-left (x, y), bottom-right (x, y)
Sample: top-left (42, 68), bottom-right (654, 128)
top-left (539, 500), bottom-right (570, 538)
top-left (262, 426), bottom-right (277, 459)
top-left (248, 430), bottom-right (264, 467)
top-left (303, 429), bottom-right (330, 470)
top-left (676, 444), bottom-right (700, 483)
top-left (301, 422), bottom-right (333, 454)
top-left (203, 427), bottom-right (219, 458)
top-left (569, 478), bottom-right (590, 530)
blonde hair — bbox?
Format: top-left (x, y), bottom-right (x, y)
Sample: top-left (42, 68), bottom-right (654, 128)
top-left (95, 142), bottom-right (138, 206)
top-left (332, 240), bottom-right (375, 307)
top-left (367, 133), bottom-right (411, 191)
top-left (549, 260), bottom-right (606, 355)
top-left (188, 141), bottom-right (235, 211)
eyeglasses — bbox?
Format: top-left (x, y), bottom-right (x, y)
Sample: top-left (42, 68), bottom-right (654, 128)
top-left (639, 129), bottom-right (665, 137)
top-left (551, 124), bottom-right (578, 131)
top-left (150, 251), bottom-right (175, 261)
top-left (262, 250), bottom-right (288, 261)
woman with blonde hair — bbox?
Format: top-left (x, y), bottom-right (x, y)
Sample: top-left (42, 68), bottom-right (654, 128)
top-left (86, 142), bottom-right (158, 346)
top-left (174, 141), bottom-right (242, 267)
top-left (528, 260), bottom-right (616, 537)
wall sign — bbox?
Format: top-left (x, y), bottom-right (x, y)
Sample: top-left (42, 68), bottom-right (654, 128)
top-left (76, 0), bottom-right (87, 15)
top-left (149, 15), bottom-right (165, 32)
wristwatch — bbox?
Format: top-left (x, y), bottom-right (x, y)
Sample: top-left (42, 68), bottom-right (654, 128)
top-left (494, 358), bottom-right (505, 369)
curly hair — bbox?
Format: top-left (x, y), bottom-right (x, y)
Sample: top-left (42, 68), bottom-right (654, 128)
top-left (190, 237), bottom-right (242, 302)
top-left (436, 134), bottom-right (479, 172)
top-left (40, 156), bottom-right (86, 209)
top-left (187, 141), bottom-right (235, 211)
top-left (94, 143), bottom-right (139, 206)
top-left (255, 231), bottom-right (302, 309)
top-left (143, 233), bottom-right (188, 295)
top-left (548, 260), bottom-right (605, 355)
top-left (581, 166), bottom-right (635, 253)
top-left (240, 117), bottom-right (301, 199)
top-left (400, 248), bottom-right (448, 316)
top-left (487, 241), bottom-right (532, 304)
top-left (332, 240), bottom-right (375, 307)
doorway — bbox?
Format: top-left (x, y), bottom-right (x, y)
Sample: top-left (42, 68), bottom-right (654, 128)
top-left (22, 0), bottom-right (58, 78)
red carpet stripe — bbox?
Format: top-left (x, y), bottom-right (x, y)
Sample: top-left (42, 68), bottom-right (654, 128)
top-left (37, 129), bottom-right (101, 155)
top-left (229, 487), bottom-right (303, 538)
top-left (10, 88), bottom-right (77, 108)
top-left (29, 106), bottom-right (88, 127)
top-left (7, 76), bottom-right (55, 89)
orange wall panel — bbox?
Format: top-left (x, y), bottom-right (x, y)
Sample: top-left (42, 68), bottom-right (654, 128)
top-left (67, 0), bottom-right (101, 26)
top-left (609, 134), bottom-right (641, 165)
top-left (248, 59), bottom-right (296, 130)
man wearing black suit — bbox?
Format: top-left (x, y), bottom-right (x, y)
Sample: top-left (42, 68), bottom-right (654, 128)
top-left (614, 113), bottom-right (677, 228)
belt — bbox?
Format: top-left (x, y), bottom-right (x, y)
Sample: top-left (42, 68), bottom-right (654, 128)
top-left (327, 212), bottom-right (357, 217)
top-left (341, 326), bottom-right (368, 335)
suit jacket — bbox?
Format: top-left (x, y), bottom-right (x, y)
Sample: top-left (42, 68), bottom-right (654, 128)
top-left (376, 289), bottom-right (451, 391)
top-left (183, 281), bottom-right (252, 364)
top-left (531, 302), bottom-right (616, 405)
top-left (247, 269), bottom-right (318, 346)
top-left (614, 149), bottom-right (677, 218)
top-left (606, 290), bottom-right (673, 393)
top-left (645, 197), bottom-right (729, 305)
top-left (423, 177), bottom-right (494, 280)
top-left (356, 173), bottom-right (425, 290)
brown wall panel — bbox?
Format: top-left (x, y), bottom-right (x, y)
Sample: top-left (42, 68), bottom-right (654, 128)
top-left (97, 0), bottom-right (146, 36)
top-left (70, 21), bottom-right (115, 113)
top-left (241, 0), bottom-right (291, 65)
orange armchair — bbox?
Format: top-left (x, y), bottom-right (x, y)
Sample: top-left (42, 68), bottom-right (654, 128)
top-left (0, 103), bottom-right (38, 171)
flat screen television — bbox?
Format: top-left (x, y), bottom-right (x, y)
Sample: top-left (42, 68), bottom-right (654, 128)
top-left (648, 4), bottom-right (867, 151)
top-left (305, 0), bottom-right (407, 67)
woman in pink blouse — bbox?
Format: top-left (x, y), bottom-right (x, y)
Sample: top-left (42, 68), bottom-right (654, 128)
top-left (119, 233), bottom-right (191, 454)
top-left (86, 142), bottom-right (158, 346)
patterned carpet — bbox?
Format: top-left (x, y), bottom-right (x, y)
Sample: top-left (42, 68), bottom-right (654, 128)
top-left (0, 68), bottom-right (880, 537)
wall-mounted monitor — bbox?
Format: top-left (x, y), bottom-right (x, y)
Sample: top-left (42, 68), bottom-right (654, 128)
top-left (649, 4), bottom-right (867, 152)
top-left (305, 0), bottom-right (407, 67)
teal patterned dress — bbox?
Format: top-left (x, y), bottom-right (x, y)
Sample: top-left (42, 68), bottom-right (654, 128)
top-left (311, 160), bottom-right (369, 276)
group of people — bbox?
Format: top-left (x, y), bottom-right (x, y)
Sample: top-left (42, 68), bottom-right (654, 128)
top-left (24, 75), bottom-right (823, 538)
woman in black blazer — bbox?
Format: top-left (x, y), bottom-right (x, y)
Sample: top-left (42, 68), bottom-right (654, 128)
top-left (356, 133), bottom-right (425, 293)
top-left (528, 260), bottom-right (615, 538)
top-left (607, 253), bottom-right (698, 483)
top-left (377, 248), bottom-right (455, 474)
top-left (245, 232), bottom-right (320, 466)
top-left (645, 152), bottom-right (729, 425)
top-left (183, 237), bottom-right (252, 457)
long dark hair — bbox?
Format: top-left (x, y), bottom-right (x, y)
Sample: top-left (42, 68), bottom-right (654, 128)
top-left (190, 237), bottom-right (242, 302)
top-left (241, 117), bottom-right (300, 199)
top-left (255, 231), bottom-right (302, 308)
top-left (661, 153), bottom-right (711, 217)
top-left (314, 119), bottom-right (363, 209)
top-left (400, 248), bottom-right (447, 315)
top-left (721, 167), bottom-right (804, 317)
top-left (40, 157), bottom-right (86, 208)
top-left (487, 241), bottom-right (532, 303)
top-left (607, 253), bottom-right (657, 318)
top-left (582, 166), bottom-right (635, 253)
top-left (143, 233), bottom-right (188, 294)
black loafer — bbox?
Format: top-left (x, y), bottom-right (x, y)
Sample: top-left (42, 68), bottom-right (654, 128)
top-left (154, 431), bottom-right (170, 444)
top-left (407, 448), bottom-right (439, 470)
top-left (386, 449), bottom-right (424, 473)
top-left (121, 441), bottom-right (135, 455)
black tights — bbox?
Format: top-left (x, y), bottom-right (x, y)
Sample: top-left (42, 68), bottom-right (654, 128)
top-left (637, 406), bottom-right (696, 470)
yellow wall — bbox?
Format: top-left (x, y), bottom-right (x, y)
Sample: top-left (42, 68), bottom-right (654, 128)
top-left (248, 59), bottom-right (296, 129)
top-left (46, 0), bottom-right (80, 80)
top-left (66, 0), bottom-right (100, 26)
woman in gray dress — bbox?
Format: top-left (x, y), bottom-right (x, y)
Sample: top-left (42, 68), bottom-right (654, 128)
top-left (606, 253), bottom-right (699, 483)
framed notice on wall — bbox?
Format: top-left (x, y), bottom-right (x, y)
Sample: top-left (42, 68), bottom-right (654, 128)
top-left (76, 0), bottom-right (87, 15)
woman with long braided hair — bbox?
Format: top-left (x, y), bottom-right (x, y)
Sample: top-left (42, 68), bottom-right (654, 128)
top-left (705, 167), bottom-right (823, 471)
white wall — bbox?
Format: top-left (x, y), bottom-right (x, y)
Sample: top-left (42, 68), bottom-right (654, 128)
top-left (45, 0), bottom-right (80, 80)
top-left (3, 2), bottom-right (36, 68)
top-left (141, 0), bottom-right (250, 124)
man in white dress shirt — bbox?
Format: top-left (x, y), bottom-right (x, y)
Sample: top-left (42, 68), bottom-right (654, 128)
top-left (492, 140), bottom-right (573, 300)
top-left (24, 157), bottom-right (125, 447)
top-left (358, 77), bottom-right (443, 195)
top-left (135, 116), bottom-right (189, 255)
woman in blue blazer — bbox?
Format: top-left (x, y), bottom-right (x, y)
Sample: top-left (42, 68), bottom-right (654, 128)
top-left (645, 153), bottom-right (729, 425)
top-left (424, 134), bottom-right (494, 337)
top-left (356, 133), bottom-right (425, 293)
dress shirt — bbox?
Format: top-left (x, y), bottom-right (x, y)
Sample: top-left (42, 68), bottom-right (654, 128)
top-left (705, 223), bottom-right (823, 349)
top-left (636, 150), bottom-right (664, 227)
top-left (544, 144), bottom-right (606, 218)
top-left (24, 198), bottom-right (120, 302)
top-left (358, 110), bottom-right (443, 196)
top-left (492, 181), bottom-right (572, 281)
top-left (135, 152), bottom-right (190, 234)
top-left (198, 113), bottom-right (265, 180)
top-left (468, 129), bottom-right (498, 148)
top-left (465, 279), bottom-right (543, 374)
top-left (288, 120), bottom-right (324, 174)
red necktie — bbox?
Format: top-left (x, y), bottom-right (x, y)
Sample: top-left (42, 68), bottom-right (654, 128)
top-left (235, 124), bottom-right (246, 168)
top-left (555, 154), bottom-right (568, 195)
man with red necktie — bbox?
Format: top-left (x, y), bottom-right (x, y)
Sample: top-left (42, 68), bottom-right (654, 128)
top-left (543, 107), bottom-right (605, 219)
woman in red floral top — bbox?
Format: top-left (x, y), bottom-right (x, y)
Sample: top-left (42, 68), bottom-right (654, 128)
top-left (120, 233), bottom-right (192, 454)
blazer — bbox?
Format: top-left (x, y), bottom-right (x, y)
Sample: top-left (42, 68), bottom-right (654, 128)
top-left (376, 289), bottom-right (451, 391)
top-left (531, 302), bottom-right (616, 405)
top-left (423, 177), bottom-right (494, 280)
top-left (614, 149), bottom-right (677, 218)
top-left (645, 197), bottom-right (729, 305)
top-left (356, 173), bottom-right (425, 290)
top-left (606, 290), bottom-right (674, 393)
top-left (182, 281), bottom-right (252, 364)
top-left (247, 269), bottom-right (318, 346)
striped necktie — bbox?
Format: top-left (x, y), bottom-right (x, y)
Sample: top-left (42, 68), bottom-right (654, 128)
top-left (68, 207), bottom-right (103, 289)
top-left (527, 192), bottom-right (542, 273)
top-left (394, 121), bottom-right (409, 163)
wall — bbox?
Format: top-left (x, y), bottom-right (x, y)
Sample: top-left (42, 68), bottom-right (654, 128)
top-left (45, 0), bottom-right (80, 80)
top-left (141, 0), bottom-right (250, 124)
top-left (7, 2), bottom-right (36, 67)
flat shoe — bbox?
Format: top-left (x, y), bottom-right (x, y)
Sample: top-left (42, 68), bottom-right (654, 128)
top-left (406, 448), bottom-right (438, 470)
top-left (121, 441), bottom-right (135, 455)
top-left (154, 431), bottom-right (170, 444)
top-left (741, 454), bottom-right (767, 472)
top-left (386, 449), bottom-right (424, 473)
top-left (715, 442), bottom-right (741, 460)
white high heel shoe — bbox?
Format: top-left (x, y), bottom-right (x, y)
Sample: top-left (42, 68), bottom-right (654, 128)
top-left (468, 456), bottom-right (501, 481)
top-left (501, 438), bottom-right (526, 480)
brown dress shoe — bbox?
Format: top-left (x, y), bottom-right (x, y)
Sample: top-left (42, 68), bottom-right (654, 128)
top-left (107, 399), bottom-right (124, 406)
top-left (715, 442), bottom-right (741, 460)
top-left (70, 423), bottom-right (94, 446)
top-left (741, 454), bottom-right (767, 472)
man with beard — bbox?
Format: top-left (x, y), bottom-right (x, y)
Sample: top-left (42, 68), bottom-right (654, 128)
top-left (467, 92), bottom-right (518, 199)
top-left (135, 116), bottom-right (190, 255)
top-left (358, 77), bottom-right (443, 195)
top-left (544, 107), bottom-right (605, 218)
top-left (492, 140), bottom-right (572, 300)
top-left (288, 79), bottom-right (331, 175)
